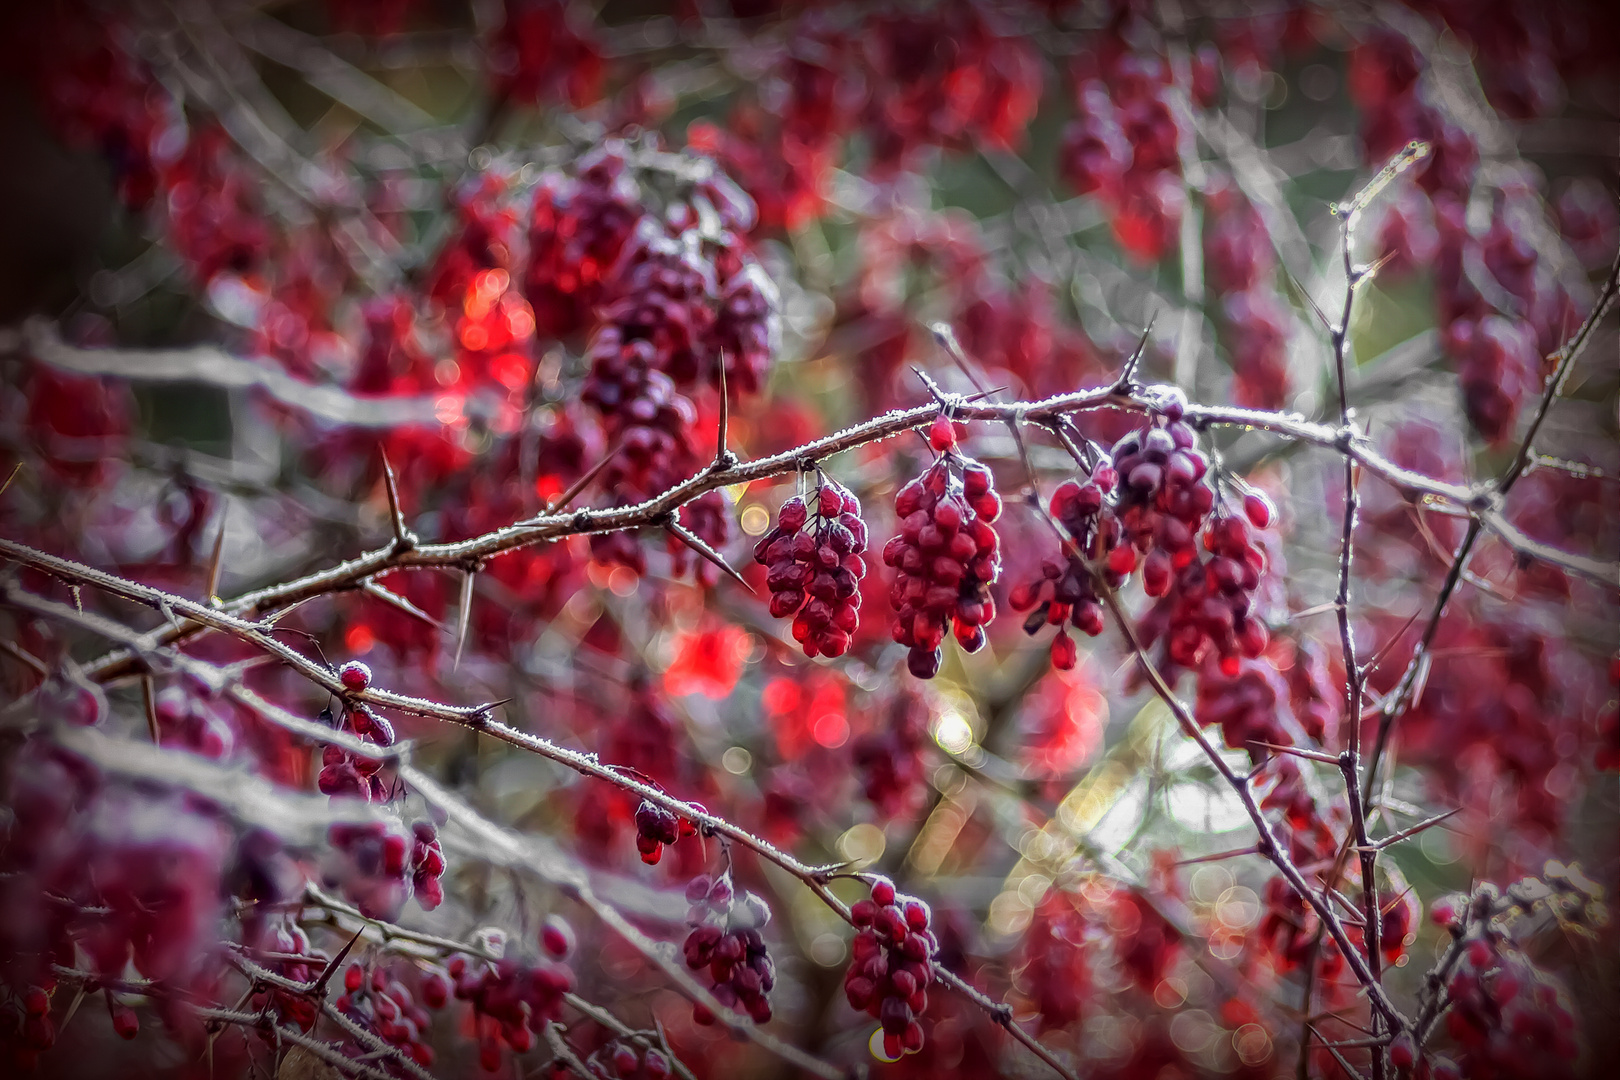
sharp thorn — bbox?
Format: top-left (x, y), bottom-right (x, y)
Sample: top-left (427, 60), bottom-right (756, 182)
top-left (454, 569), bottom-right (474, 671)
top-left (142, 674), bottom-right (160, 745)
top-left (309, 926), bottom-right (367, 998)
top-left (206, 506), bottom-right (229, 606)
top-left (666, 517), bottom-right (753, 593)
top-left (1376, 806), bottom-right (1461, 850)
top-left (379, 448), bottom-right (413, 549)
top-left (545, 442), bottom-right (622, 516)
top-left (715, 349), bottom-right (731, 464)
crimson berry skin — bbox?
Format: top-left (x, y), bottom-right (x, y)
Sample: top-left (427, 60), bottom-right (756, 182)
top-left (338, 660), bottom-right (373, 692)
top-left (540, 916), bottom-right (575, 959)
top-left (1243, 491), bottom-right (1275, 529)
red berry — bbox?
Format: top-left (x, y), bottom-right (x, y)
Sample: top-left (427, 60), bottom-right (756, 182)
top-left (1243, 491), bottom-right (1275, 529)
top-left (540, 916), bottom-right (574, 959)
top-left (927, 413), bottom-right (957, 451)
top-left (339, 660), bottom-right (372, 692)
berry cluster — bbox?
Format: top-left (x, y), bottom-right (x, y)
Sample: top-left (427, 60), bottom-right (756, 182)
top-left (318, 668), bottom-right (402, 803)
top-left (844, 876), bottom-right (936, 1060)
top-left (860, 5), bottom-right (1041, 175)
top-left (1011, 467), bottom-right (1123, 668)
top-left (337, 964), bottom-right (437, 1068)
top-left (0, 745), bottom-right (231, 1046)
top-left (17, 365), bottom-right (129, 489)
top-left (526, 149), bottom-right (642, 336)
top-left (1194, 657), bottom-right (1308, 759)
top-left (1018, 891), bottom-right (1091, 1033)
top-left (1059, 39), bottom-right (1189, 263)
top-left (410, 822), bottom-right (447, 910)
top-left (251, 920), bottom-right (326, 1031)
top-left (633, 798), bottom-right (701, 866)
top-left (1443, 936), bottom-right (1581, 1076)
top-left (580, 1039), bottom-right (674, 1079)
top-left (446, 928), bottom-right (575, 1073)
top-left (325, 815), bottom-right (447, 920)
top-left (754, 476), bottom-right (869, 658)
top-left (1351, 29), bottom-right (1595, 449)
top-left (153, 684), bottom-right (237, 759)
top-left (1143, 511), bottom-right (1272, 675)
top-left (852, 687), bottom-right (935, 820)
top-left (882, 419), bottom-right (1003, 679)
top-left (1204, 176), bottom-right (1292, 410)
top-left (487, 0), bottom-right (604, 109)
top-left (681, 871), bottom-right (776, 1025)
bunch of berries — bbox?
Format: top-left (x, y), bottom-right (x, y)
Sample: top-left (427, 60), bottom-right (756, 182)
top-left (318, 663), bottom-right (401, 802)
top-left (325, 821), bottom-right (416, 921)
top-left (447, 931), bottom-right (575, 1073)
top-left (582, 1039), bottom-right (674, 1079)
top-left (153, 684), bottom-right (237, 759)
top-left (526, 144), bottom-right (642, 337)
top-left (851, 687), bottom-right (934, 820)
top-left (882, 416), bottom-right (1003, 679)
top-left (754, 476), bottom-right (869, 658)
top-left (338, 963), bottom-right (437, 1068)
top-left (681, 871), bottom-right (776, 1024)
top-left (1143, 503), bottom-right (1272, 676)
top-left (1010, 467), bottom-right (1123, 668)
top-left (633, 798), bottom-right (702, 866)
top-left (250, 920), bottom-right (325, 1031)
top-left (410, 822), bottom-right (447, 910)
top-left (844, 876), bottom-right (936, 1060)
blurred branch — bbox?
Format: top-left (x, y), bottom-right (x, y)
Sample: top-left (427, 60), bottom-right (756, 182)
top-left (6, 320), bottom-right (449, 429)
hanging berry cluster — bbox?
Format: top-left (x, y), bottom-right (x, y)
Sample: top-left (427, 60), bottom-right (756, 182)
top-left (1058, 31), bottom-right (1190, 264)
top-left (1014, 412), bottom-right (1273, 677)
top-left (844, 876), bottom-right (937, 1060)
top-left (445, 924), bottom-right (576, 1073)
top-left (1011, 465), bottom-right (1123, 669)
top-left (633, 798), bottom-right (702, 866)
top-left (580, 1038), bottom-right (675, 1079)
top-left (883, 416), bottom-right (1004, 679)
top-left (336, 963), bottom-right (438, 1068)
top-left (681, 870), bottom-right (776, 1025)
top-left (754, 475), bottom-right (869, 658)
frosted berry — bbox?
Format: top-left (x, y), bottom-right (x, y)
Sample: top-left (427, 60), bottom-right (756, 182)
top-left (338, 660), bottom-right (372, 692)
top-left (883, 455), bottom-right (1003, 679)
top-left (753, 476), bottom-right (868, 657)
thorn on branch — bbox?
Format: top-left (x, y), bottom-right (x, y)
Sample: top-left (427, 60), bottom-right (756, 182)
top-left (1112, 316), bottom-right (1157, 393)
top-left (378, 448), bottom-right (416, 553)
top-left (544, 443), bottom-right (623, 516)
top-left (142, 675), bottom-right (160, 745)
top-left (665, 515), bottom-right (753, 592)
top-left (911, 365), bottom-right (954, 410)
top-left (1376, 807), bottom-right (1461, 851)
top-left (206, 508), bottom-right (229, 605)
top-left (454, 566), bottom-right (476, 670)
top-left (308, 926), bottom-right (366, 999)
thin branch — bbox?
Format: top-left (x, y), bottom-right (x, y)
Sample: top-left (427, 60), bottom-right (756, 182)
top-left (665, 516), bottom-right (752, 591)
top-left (74, 383), bottom-right (1487, 685)
top-left (1374, 808), bottom-right (1461, 851)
